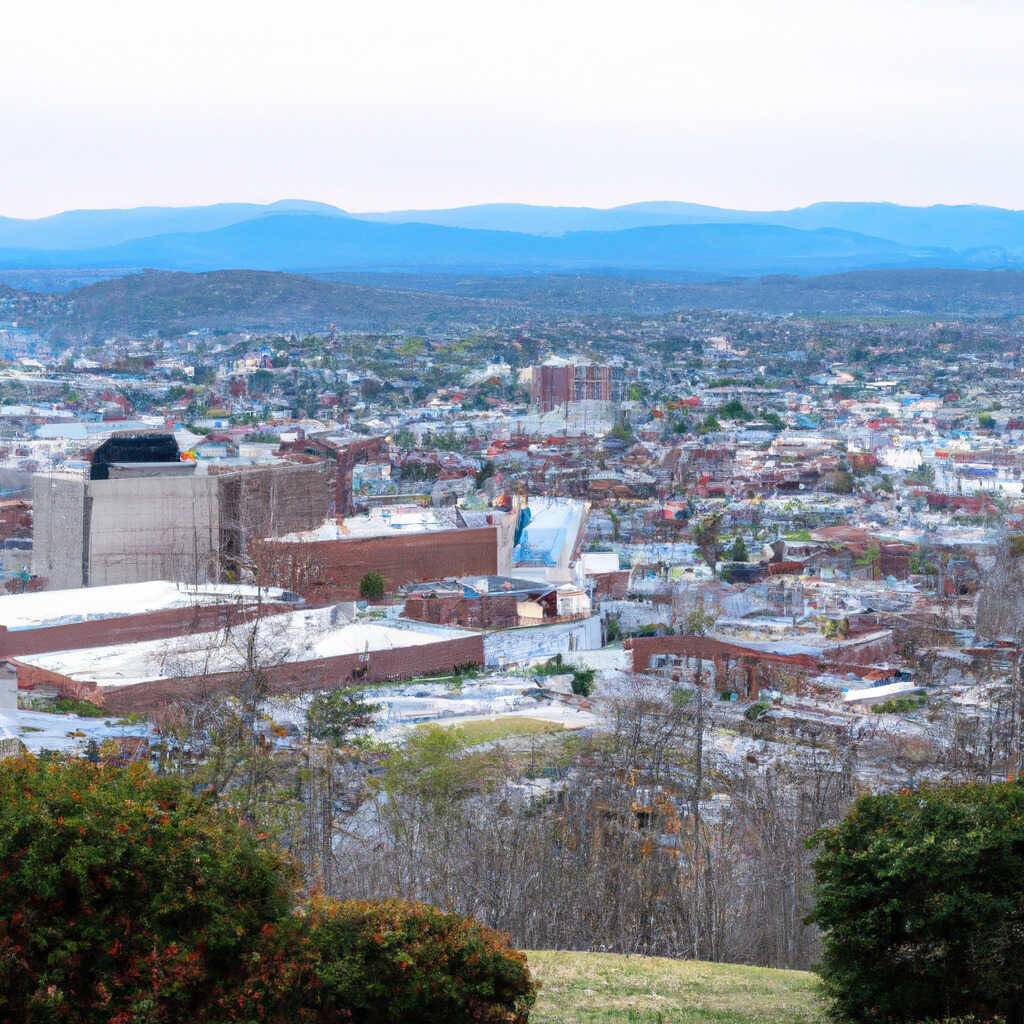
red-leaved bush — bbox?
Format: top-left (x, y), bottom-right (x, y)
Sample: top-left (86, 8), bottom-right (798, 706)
top-left (0, 755), bottom-right (537, 1023)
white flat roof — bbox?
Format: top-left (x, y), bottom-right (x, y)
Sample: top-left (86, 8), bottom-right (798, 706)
top-left (12, 608), bottom-right (475, 688)
top-left (0, 581), bottom-right (298, 632)
top-left (277, 506), bottom-right (460, 542)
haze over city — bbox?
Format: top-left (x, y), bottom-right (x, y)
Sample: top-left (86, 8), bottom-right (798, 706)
top-left (5, 0), bottom-right (1024, 217)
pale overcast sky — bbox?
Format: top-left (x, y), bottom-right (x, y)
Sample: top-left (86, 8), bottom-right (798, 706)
top-left (2, 0), bottom-right (1023, 218)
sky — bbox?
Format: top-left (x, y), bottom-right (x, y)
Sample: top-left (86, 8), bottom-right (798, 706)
top-left (2, 0), bottom-right (1023, 218)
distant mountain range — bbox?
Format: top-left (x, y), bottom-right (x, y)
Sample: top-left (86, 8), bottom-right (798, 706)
top-left (1, 199), bottom-right (1024, 277)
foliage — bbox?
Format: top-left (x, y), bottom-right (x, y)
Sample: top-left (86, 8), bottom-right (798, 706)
top-left (475, 459), bottom-right (497, 489)
top-left (744, 702), bottom-right (770, 721)
top-left (718, 397), bottom-right (754, 421)
top-left (531, 653), bottom-right (567, 676)
top-left (871, 693), bottom-right (927, 714)
top-left (978, 412), bottom-right (996, 429)
top-left (906, 462), bottom-right (936, 486)
top-left (684, 604), bottom-right (718, 636)
top-left (695, 414), bottom-right (721, 436)
top-left (808, 780), bottom-right (1024, 1023)
top-left (571, 668), bottom-right (595, 697)
top-left (50, 696), bottom-right (107, 717)
top-left (692, 513), bottom-right (724, 575)
top-left (379, 725), bottom-right (492, 813)
top-left (730, 535), bottom-right (748, 562)
top-left (828, 470), bottom-right (855, 494)
top-left (306, 688), bottom-right (379, 746)
top-left (307, 898), bottom-right (536, 1023)
top-left (610, 416), bottom-right (633, 442)
top-left (0, 756), bottom-right (537, 1024)
top-left (359, 570), bottom-right (387, 601)
top-left (0, 755), bottom-right (299, 1022)
top-left (855, 543), bottom-right (881, 567)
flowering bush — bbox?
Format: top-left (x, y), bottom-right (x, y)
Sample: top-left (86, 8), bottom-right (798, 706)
top-left (0, 756), bottom-right (537, 1023)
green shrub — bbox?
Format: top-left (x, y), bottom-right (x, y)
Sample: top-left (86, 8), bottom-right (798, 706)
top-left (0, 755), bottom-right (300, 1022)
top-left (571, 669), bottom-right (595, 697)
top-left (871, 693), bottom-right (927, 714)
top-left (743, 702), bottom-right (769, 721)
top-left (808, 780), bottom-right (1024, 1023)
top-left (359, 570), bottom-right (387, 601)
top-left (307, 897), bottom-right (536, 1024)
top-left (0, 756), bottom-right (537, 1023)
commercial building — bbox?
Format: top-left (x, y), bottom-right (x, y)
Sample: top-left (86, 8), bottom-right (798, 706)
top-left (11, 607), bottom-right (483, 714)
top-left (250, 505), bottom-right (516, 602)
top-left (529, 359), bottom-right (627, 412)
top-left (31, 433), bottom-right (332, 590)
top-left (0, 580), bottom-right (301, 661)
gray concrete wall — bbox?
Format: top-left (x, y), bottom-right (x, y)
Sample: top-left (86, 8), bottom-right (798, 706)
top-left (86, 475), bottom-right (220, 586)
top-left (32, 473), bottom-right (86, 589)
top-left (484, 615), bottom-right (603, 668)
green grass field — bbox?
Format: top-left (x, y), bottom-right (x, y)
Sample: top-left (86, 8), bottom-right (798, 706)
top-left (421, 716), bottom-right (564, 745)
top-left (526, 951), bottom-right (826, 1024)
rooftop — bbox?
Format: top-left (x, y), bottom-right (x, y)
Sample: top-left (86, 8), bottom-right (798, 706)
top-left (11, 609), bottom-right (476, 689)
top-left (0, 581), bottom-right (300, 632)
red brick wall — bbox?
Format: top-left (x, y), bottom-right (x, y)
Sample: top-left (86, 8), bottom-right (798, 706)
top-left (251, 527), bottom-right (500, 602)
top-left (403, 592), bottom-right (518, 628)
top-left (0, 602), bottom-right (295, 661)
top-left (100, 633), bottom-right (485, 714)
top-left (590, 570), bottom-right (630, 602)
top-left (627, 630), bottom-right (894, 674)
top-left (15, 633), bottom-right (485, 714)
top-left (627, 635), bottom-right (821, 673)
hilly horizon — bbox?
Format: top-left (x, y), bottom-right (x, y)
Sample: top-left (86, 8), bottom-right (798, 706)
top-left (0, 213), bottom-right (978, 278)
top-left (1, 199), bottom-right (1024, 278)
top-left (8, 266), bottom-right (1024, 342)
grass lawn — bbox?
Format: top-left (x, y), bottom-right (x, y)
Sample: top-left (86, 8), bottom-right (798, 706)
top-left (422, 716), bottom-right (564, 745)
top-left (526, 950), bottom-right (826, 1024)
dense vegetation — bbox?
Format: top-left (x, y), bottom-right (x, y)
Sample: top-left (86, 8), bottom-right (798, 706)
top-left (809, 780), bottom-right (1024, 1023)
top-left (0, 755), bottom-right (537, 1023)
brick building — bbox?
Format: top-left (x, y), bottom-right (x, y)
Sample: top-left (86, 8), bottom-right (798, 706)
top-left (251, 506), bottom-right (515, 602)
top-left (529, 361), bottom-right (627, 412)
top-left (11, 608), bottom-right (483, 714)
top-left (0, 580), bottom-right (301, 662)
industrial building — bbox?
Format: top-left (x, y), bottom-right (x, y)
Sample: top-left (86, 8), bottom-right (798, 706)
top-left (31, 433), bottom-right (332, 590)
top-left (10, 607), bottom-right (483, 714)
top-left (250, 504), bottom-right (516, 602)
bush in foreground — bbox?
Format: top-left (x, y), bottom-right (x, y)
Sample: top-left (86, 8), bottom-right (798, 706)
top-left (0, 755), bottom-right (536, 1023)
top-left (809, 780), bottom-right (1024, 1024)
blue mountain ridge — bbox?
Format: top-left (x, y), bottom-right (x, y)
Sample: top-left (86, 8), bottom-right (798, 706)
top-left (0, 214), bottom-right (974, 278)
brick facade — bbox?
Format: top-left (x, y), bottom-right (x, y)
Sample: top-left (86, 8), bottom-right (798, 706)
top-left (14, 633), bottom-right (485, 714)
top-left (251, 527), bottom-right (501, 602)
top-left (403, 592), bottom-right (519, 628)
top-left (0, 601), bottom-right (295, 662)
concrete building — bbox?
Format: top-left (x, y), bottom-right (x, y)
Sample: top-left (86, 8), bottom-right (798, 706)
top-left (33, 467), bottom-right (220, 589)
top-left (31, 433), bottom-right (333, 591)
